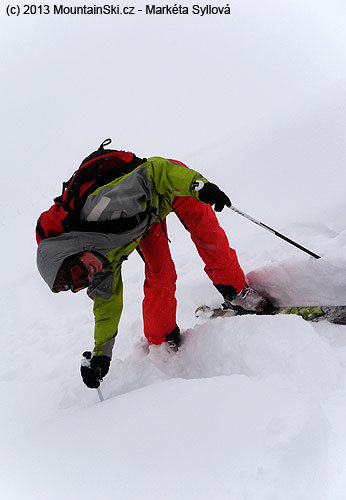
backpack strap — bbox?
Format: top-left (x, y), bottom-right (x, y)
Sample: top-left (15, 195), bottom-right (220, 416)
top-left (63, 205), bottom-right (156, 235)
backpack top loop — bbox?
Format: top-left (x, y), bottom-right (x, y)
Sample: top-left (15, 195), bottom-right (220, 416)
top-left (99, 138), bottom-right (112, 150)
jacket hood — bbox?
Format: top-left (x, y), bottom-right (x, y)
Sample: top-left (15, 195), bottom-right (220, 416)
top-left (37, 229), bottom-right (145, 291)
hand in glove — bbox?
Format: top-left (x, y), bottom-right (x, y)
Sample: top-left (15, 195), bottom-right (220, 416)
top-left (196, 182), bottom-right (232, 212)
top-left (81, 351), bottom-right (111, 388)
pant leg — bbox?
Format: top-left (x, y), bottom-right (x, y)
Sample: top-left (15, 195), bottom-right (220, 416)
top-left (139, 220), bottom-right (177, 345)
top-left (172, 196), bottom-right (246, 292)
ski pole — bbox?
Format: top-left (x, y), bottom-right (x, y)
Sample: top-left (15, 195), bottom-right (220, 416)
top-left (97, 386), bottom-right (104, 402)
top-left (94, 366), bottom-right (104, 402)
top-left (230, 205), bottom-right (321, 259)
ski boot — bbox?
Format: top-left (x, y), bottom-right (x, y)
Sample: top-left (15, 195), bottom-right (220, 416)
top-left (216, 284), bottom-right (277, 316)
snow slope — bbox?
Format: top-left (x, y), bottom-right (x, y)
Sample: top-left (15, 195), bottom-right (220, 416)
top-left (1, 1), bottom-right (346, 499)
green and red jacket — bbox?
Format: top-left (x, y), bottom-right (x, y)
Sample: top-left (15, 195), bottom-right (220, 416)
top-left (37, 157), bottom-right (208, 356)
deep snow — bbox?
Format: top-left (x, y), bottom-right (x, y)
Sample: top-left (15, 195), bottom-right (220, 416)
top-left (1, 1), bottom-right (346, 499)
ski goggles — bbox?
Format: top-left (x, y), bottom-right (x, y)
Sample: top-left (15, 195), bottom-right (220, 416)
top-left (53, 256), bottom-right (90, 293)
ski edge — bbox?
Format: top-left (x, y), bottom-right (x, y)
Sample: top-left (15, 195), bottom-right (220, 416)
top-left (195, 305), bottom-right (346, 324)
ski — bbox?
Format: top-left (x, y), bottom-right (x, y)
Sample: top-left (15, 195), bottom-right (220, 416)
top-left (195, 304), bottom-right (346, 325)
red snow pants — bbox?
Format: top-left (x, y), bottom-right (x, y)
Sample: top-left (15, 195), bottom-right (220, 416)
top-left (139, 196), bottom-right (246, 345)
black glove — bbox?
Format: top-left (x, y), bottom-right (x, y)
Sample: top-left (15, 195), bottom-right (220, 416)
top-left (80, 351), bottom-right (111, 389)
top-left (198, 183), bottom-right (232, 212)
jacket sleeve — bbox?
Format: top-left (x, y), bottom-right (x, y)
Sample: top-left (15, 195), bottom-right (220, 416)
top-left (90, 264), bottom-right (123, 357)
top-left (146, 157), bottom-right (209, 200)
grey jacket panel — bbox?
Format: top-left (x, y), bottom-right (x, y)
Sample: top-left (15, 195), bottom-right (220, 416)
top-left (37, 221), bottom-right (152, 291)
top-left (80, 166), bottom-right (154, 222)
top-left (87, 270), bottom-right (115, 300)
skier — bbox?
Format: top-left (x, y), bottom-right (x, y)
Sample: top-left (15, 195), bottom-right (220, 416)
top-left (36, 152), bottom-right (274, 389)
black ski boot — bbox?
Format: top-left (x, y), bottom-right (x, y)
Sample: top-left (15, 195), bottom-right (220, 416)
top-left (165, 325), bottom-right (182, 351)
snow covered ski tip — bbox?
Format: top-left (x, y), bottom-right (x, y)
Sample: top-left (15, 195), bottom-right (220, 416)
top-left (195, 305), bottom-right (346, 324)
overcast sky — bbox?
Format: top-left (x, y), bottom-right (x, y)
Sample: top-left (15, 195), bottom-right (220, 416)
top-left (2, 0), bottom-right (346, 159)
top-left (1, 0), bottom-right (345, 244)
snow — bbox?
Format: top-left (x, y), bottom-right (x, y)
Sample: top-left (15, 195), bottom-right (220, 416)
top-left (1, 1), bottom-right (346, 498)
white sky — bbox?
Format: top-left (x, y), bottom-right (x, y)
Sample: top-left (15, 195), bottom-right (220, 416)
top-left (1, 0), bottom-right (346, 159)
top-left (1, 0), bottom-right (345, 266)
